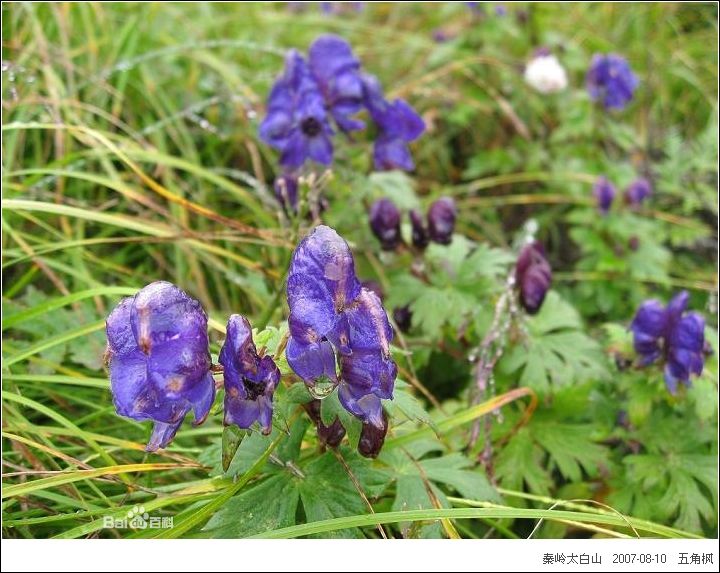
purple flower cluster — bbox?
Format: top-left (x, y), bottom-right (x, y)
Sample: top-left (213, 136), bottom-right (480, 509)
top-left (586, 53), bottom-right (638, 111)
top-left (630, 291), bottom-right (706, 394)
top-left (106, 283), bottom-right (281, 451)
top-left (260, 35), bottom-right (425, 209)
top-left (515, 241), bottom-right (552, 315)
top-left (219, 315), bottom-right (281, 434)
top-left (286, 225), bottom-right (397, 430)
top-left (368, 196), bottom-right (457, 251)
top-left (593, 176), bottom-right (616, 215)
top-left (105, 282), bottom-right (216, 452)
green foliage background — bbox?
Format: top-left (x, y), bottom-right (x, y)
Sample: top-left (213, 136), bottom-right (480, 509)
top-left (2, 2), bottom-right (717, 539)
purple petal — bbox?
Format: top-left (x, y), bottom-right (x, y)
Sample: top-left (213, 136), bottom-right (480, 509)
top-left (286, 337), bottom-right (338, 385)
top-left (106, 297), bottom-right (136, 356)
top-left (373, 136), bottom-right (415, 171)
top-left (338, 381), bottom-right (386, 429)
top-left (343, 288), bottom-right (394, 355)
top-left (288, 225), bottom-right (362, 320)
top-left (130, 281), bottom-right (207, 353)
top-left (146, 337), bottom-right (211, 396)
top-left (109, 349), bottom-right (148, 418)
top-left (146, 419), bottom-right (184, 452)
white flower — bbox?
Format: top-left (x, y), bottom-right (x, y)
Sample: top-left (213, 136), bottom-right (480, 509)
top-left (524, 55), bottom-right (568, 94)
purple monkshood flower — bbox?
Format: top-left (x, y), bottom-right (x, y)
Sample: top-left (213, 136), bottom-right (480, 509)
top-left (260, 35), bottom-right (424, 173)
top-left (630, 291), bottom-right (706, 394)
top-left (362, 74), bottom-right (425, 171)
top-left (274, 174), bottom-right (299, 213)
top-left (427, 197), bottom-right (457, 245)
top-left (624, 177), bottom-right (652, 208)
top-left (309, 35), bottom-right (365, 133)
top-left (586, 53), bottom-right (638, 110)
top-left (286, 225), bottom-right (397, 430)
top-left (259, 50), bottom-right (334, 170)
top-left (105, 281), bottom-right (215, 452)
top-left (409, 208), bottom-right (430, 249)
top-left (369, 197), bottom-right (402, 251)
top-left (219, 315), bottom-right (280, 434)
top-left (515, 241), bottom-right (552, 315)
top-left (593, 177), bottom-right (616, 214)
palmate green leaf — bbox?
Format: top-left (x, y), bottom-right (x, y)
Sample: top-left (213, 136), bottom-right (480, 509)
top-left (500, 291), bottom-right (609, 393)
top-left (203, 450), bottom-right (391, 539)
top-left (495, 428), bottom-right (553, 496)
top-left (203, 473), bottom-right (300, 538)
top-left (381, 441), bottom-right (499, 538)
top-left (622, 453), bottom-right (717, 533)
top-left (532, 422), bottom-right (608, 482)
top-left (409, 286), bottom-right (477, 338)
top-left (456, 243), bottom-right (515, 284)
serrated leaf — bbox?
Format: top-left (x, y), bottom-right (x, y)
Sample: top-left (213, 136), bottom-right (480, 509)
top-left (298, 452), bottom-right (390, 539)
top-left (500, 291), bottom-right (609, 393)
top-left (495, 428), bottom-right (553, 495)
top-left (203, 473), bottom-right (299, 538)
top-left (532, 422), bottom-right (608, 482)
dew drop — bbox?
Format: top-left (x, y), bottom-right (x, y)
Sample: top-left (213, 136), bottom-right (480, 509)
top-left (307, 377), bottom-right (338, 400)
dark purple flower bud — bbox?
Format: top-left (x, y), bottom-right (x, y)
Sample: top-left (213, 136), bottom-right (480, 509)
top-left (369, 198), bottom-right (402, 251)
top-left (357, 408), bottom-right (389, 458)
top-left (286, 226), bottom-right (397, 427)
top-left (515, 241), bottom-right (552, 315)
top-left (427, 197), bottom-right (457, 245)
top-left (303, 399), bottom-right (346, 448)
top-left (105, 281), bottom-right (215, 452)
top-left (362, 74), bottom-right (425, 171)
top-left (308, 35), bottom-right (365, 133)
top-left (628, 235), bottom-right (640, 251)
top-left (393, 305), bottom-right (413, 333)
top-left (409, 209), bottom-right (429, 249)
top-left (361, 280), bottom-right (384, 302)
top-left (586, 53), bottom-right (638, 111)
top-left (432, 28), bottom-right (453, 43)
top-left (630, 291), bottom-right (706, 394)
top-left (624, 178), bottom-right (652, 208)
top-left (259, 50), bottom-right (334, 170)
top-left (219, 315), bottom-right (280, 434)
top-left (274, 175), bottom-right (299, 213)
top-left (616, 409), bottom-right (632, 430)
top-left (593, 177), bottom-right (616, 215)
